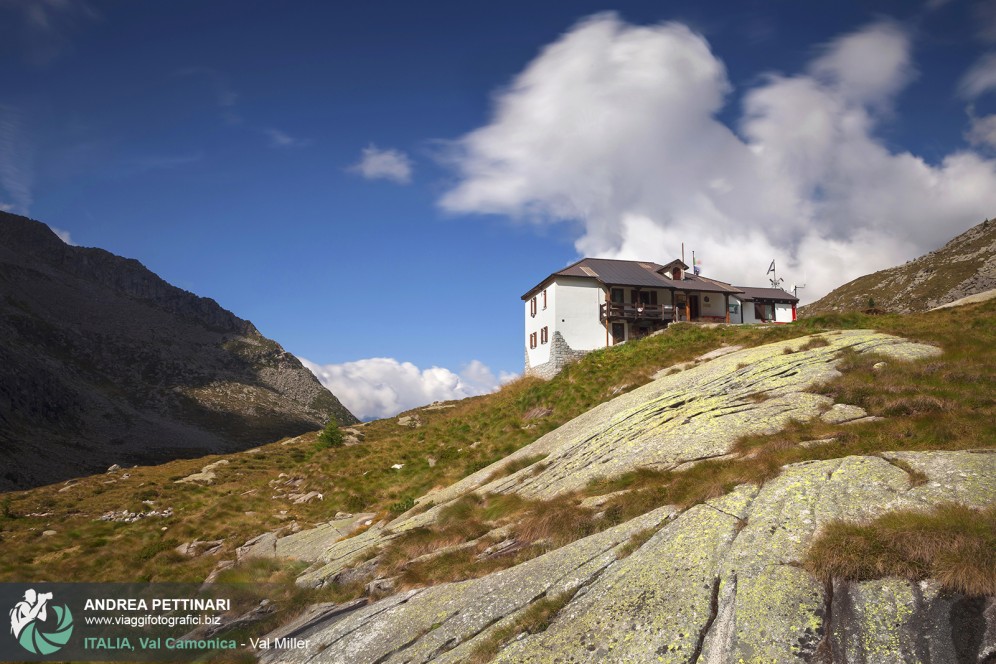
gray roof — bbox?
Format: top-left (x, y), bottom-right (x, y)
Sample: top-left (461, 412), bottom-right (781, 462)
top-left (735, 286), bottom-right (799, 303)
top-left (683, 275), bottom-right (744, 294)
top-left (522, 258), bottom-right (743, 299)
top-left (557, 258), bottom-right (669, 288)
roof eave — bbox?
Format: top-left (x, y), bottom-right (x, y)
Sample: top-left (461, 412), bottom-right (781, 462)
top-left (521, 273), bottom-right (602, 300)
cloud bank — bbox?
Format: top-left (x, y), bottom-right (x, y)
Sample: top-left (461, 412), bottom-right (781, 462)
top-left (299, 356), bottom-right (515, 421)
top-left (441, 14), bottom-right (996, 302)
top-left (350, 145), bottom-right (413, 184)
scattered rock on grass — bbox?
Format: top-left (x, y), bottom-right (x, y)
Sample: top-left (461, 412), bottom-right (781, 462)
top-left (174, 460), bottom-right (229, 484)
top-left (397, 414), bottom-right (422, 428)
top-left (820, 403), bottom-right (868, 424)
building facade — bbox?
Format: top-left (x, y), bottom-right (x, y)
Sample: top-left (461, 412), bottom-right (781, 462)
top-left (522, 258), bottom-right (798, 378)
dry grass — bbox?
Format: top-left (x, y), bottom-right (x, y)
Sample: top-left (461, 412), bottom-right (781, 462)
top-left (374, 492), bottom-right (596, 589)
top-left (805, 503), bottom-right (996, 596)
top-left (878, 456), bottom-right (929, 487)
top-left (798, 336), bottom-right (832, 350)
top-left (513, 496), bottom-right (598, 548)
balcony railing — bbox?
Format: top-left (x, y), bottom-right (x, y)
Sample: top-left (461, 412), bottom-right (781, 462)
top-left (600, 302), bottom-right (675, 322)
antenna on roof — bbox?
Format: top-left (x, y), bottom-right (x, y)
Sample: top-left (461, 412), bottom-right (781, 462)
top-left (791, 270), bottom-right (807, 297)
top-left (767, 259), bottom-right (783, 288)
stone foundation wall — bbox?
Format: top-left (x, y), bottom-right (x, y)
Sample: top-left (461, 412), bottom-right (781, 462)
top-left (525, 331), bottom-right (591, 380)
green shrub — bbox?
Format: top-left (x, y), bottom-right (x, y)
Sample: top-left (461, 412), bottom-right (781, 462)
top-left (389, 496), bottom-right (416, 515)
top-left (316, 419), bottom-right (344, 449)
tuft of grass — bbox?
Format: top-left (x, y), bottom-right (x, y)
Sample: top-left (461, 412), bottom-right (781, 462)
top-left (879, 395), bottom-right (948, 416)
top-left (377, 527), bottom-right (475, 576)
top-left (805, 503), bottom-right (996, 596)
top-left (878, 456), bottom-right (928, 487)
top-left (466, 591), bottom-right (576, 663)
top-left (616, 527), bottom-right (658, 559)
top-left (798, 336), bottom-right (832, 350)
top-left (437, 494), bottom-right (485, 528)
top-left (486, 454), bottom-right (549, 483)
top-left (513, 496), bottom-right (598, 548)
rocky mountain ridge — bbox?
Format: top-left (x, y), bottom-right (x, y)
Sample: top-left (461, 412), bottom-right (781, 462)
top-left (802, 218), bottom-right (996, 315)
top-left (0, 212), bottom-right (356, 490)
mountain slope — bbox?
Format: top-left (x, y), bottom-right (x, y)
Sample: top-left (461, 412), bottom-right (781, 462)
top-left (255, 317), bottom-right (994, 663)
top-left (1, 300), bottom-right (992, 661)
top-left (0, 212), bottom-right (356, 489)
top-left (801, 218), bottom-right (996, 315)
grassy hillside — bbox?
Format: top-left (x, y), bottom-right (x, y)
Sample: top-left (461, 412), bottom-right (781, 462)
top-left (2, 301), bottom-right (994, 583)
top-left (801, 218), bottom-right (996, 315)
top-left (0, 322), bottom-right (817, 582)
top-left (0, 300), bottom-right (993, 653)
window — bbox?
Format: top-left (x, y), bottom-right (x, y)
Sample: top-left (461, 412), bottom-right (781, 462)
top-left (754, 303), bottom-right (774, 321)
top-left (542, 290), bottom-right (547, 310)
top-left (530, 297), bottom-right (537, 317)
top-left (610, 288), bottom-right (624, 304)
top-left (728, 303), bottom-right (740, 314)
top-left (540, 326), bottom-right (548, 344)
top-left (637, 291), bottom-right (658, 305)
top-left (611, 322), bottom-right (625, 345)
top-left (671, 267), bottom-right (681, 280)
top-left (529, 332), bottom-right (538, 349)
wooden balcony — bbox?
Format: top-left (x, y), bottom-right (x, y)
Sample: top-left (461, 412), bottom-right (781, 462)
top-left (600, 302), bottom-right (675, 322)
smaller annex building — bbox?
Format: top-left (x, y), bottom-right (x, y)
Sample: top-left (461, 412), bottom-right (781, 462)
top-left (522, 258), bottom-right (798, 378)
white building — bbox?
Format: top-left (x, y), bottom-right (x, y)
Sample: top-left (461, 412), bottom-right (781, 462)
top-left (522, 258), bottom-right (798, 378)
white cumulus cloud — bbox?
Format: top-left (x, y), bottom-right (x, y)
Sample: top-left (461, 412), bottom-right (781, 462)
top-left (440, 14), bottom-right (996, 302)
top-left (349, 145), bottom-right (413, 184)
top-left (298, 356), bottom-right (516, 421)
top-left (809, 20), bottom-right (914, 108)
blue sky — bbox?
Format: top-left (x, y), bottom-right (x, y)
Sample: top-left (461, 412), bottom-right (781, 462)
top-left (3, 0), bottom-right (996, 419)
